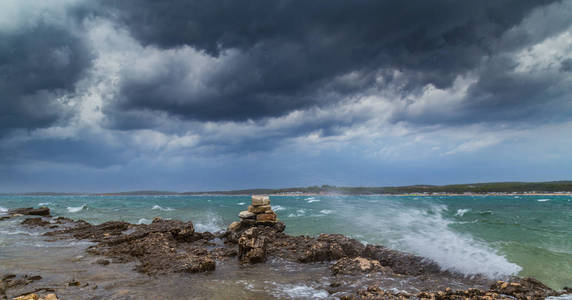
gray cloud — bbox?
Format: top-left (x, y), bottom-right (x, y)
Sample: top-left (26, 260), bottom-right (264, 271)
top-left (94, 0), bottom-right (568, 127)
top-left (0, 22), bottom-right (92, 134)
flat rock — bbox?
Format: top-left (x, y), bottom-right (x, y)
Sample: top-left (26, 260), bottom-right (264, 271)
top-left (9, 207), bottom-right (51, 217)
top-left (256, 212), bottom-right (277, 222)
top-left (251, 195), bottom-right (270, 206)
top-left (238, 211), bottom-right (256, 219)
top-left (248, 205), bottom-right (271, 214)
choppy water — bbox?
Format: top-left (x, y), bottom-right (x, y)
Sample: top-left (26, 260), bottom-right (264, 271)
top-left (1, 194), bottom-right (571, 290)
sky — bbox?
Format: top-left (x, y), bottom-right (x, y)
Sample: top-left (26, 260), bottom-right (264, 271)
top-left (1, 0), bottom-right (571, 192)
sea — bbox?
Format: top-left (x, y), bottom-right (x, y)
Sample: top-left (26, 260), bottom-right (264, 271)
top-left (1, 194), bottom-right (571, 298)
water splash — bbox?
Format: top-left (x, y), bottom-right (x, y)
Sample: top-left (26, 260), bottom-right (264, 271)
top-left (152, 205), bottom-right (174, 211)
top-left (67, 204), bottom-right (88, 213)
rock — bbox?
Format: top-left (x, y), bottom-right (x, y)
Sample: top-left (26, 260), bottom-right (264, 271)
top-left (298, 234), bottom-right (365, 263)
top-left (247, 205), bottom-right (271, 214)
top-left (21, 218), bottom-right (50, 227)
top-left (238, 227), bottom-right (268, 264)
top-left (178, 256), bottom-right (216, 273)
top-left (238, 211), bottom-right (256, 219)
top-left (251, 195), bottom-right (270, 206)
top-left (240, 218), bottom-right (256, 226)
top-left (331, 257), bottom-right (388, 275)
top-left (95, 259), bottom-right (110, 265)
top-left (67, 279), bottom-right (81, 287)
top-left (228, 221), bottom-right (242, 232)
top-left (9, 207), bottom-right (50, 217)
top-left (13, 294), bottom-right (39, 300)
top-left (43, 294), bottom-right (59, 300)
top-left (256, 211), bottom-right (277, 223)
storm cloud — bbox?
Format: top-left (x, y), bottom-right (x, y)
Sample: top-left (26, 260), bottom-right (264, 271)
top-left (1, 0), bottom-right (571, 191)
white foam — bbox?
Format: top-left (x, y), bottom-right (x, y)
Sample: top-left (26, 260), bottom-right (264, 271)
top-left (288, 209), bottom-right (306, 218)
top-left (306, 197), bottom-right (320, 203)
top-left (137, 218), bottom-right (151, 225)
top-left (237, 202), bottom-right (245, 205)
top-left (273, 205), bottom-right (286, 211)
top-left (152, 205), bottom-right (174, 211)
top-left (38, 202), bottom-right (52, 206)
top-left (347, 201), bottom-right (522, 279)
top-left (0, 206), bottom-right (7, 213)
top-left (319, 209), bottom-right (333, 215)
top-left (537, 199), bottom-right (550, 202)
top-left (268, 282), bottom-right (329, 299)
top-left (67, 204), bottom-right (87, 213)
top-left (194, 213), bottom-right (223, 233)
top-left (455, 208), bottom-right (470, 217)
top-left (547, 295), bottom-right (572, 300)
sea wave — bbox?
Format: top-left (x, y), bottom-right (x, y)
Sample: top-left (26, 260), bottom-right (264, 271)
top-left (38, 202), bottom-right (53, 206)
top-left (137, 218), bottom-right (151, 225)
top-left (305, 197), bottom-right (320, 203)
top-left (537, 199), bottom-right (550, 202)
top-left (287, 209), bottom-right (306, 218)
top-left (152, 205), bottom-right (174, 211)
top-left (237, 202), bottom-right (245, 205)
top-left (267, 282), bottom-right (329, 299)
top-left (347, 201), bottom-right (522, 278)
top-left (67, 204), bottom-right (88, 213)
top-left (273, 205), bottom-right (286, 211)
top-left (0, 206), bottom-right (7, 213)
top-left (455, 208), bottom-right (470, 217)
top-left (319, 209), bottom-right (333, 215)
top-left (194, 213), bottom-right (223, 233)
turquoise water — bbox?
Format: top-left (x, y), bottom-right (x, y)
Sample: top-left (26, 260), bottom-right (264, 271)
top-left (1, 194), bottom-right (570, 289)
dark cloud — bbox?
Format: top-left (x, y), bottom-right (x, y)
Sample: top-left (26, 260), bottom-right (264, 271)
top-left (96, 0), bottom-right (565, 127)
top-left (0, 23), bottom-right (92, 134)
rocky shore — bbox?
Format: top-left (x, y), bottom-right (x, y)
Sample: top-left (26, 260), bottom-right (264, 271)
top-left (1, 198), bottom-right (570, 300)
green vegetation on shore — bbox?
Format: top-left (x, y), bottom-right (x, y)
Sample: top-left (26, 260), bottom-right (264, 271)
top-left (4, 181), bottom-right (572, 196)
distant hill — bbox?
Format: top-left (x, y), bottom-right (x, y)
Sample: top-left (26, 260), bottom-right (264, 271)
top-left (4, 181), bottom-right (572, 196)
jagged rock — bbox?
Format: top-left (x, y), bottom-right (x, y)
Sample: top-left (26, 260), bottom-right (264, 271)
top-left (331, 257), bottom-right (389, 275)
top-left (241, 218), bottom-right (256, 226)
top-left (256, 211), bottom-right (276, 223)
top-left (238, 211), bottom-right (256, 219)
top-left (363, 244), bottom-right (441, 276)
top-left (43, 294), bottom-right (59, 300)
top-left (251, 195), bottom-right (270, 206)
top-left (248, 205), bottom-right (271, 214)
top-left (298, 234), bottom-right (365, 263)
top-left (95, 259), bottom-right (110, 265)
top-left (21, 218), bottom-right (50, 227)
top-left (238, 227), bottom-right (268, 264)
top-left (13, 294), bottom-right (39, 300)
top-left (227, 221), bottom-right (242, 232)
top-left (9, 207), bottom-right (50, 217)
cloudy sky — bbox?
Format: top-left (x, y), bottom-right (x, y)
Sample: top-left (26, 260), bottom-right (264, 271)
top-left (1, 0), bottom-right (571, 192)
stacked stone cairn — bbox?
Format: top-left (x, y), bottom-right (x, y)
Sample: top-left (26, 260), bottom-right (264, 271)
top-left (239, 195), bottom-right (277, 225)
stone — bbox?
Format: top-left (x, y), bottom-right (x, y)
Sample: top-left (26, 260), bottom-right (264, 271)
top-left (43, 294), bottom-right (59, 300)
top-left (238, 227), bottom-right (268, 264)
top-left (9, 207), bottom-right (50, 216)
top-left (251, 195), bottom-right (270, 206)
top-left (247, 205), bottom-right (271, 214)
top-left (13, 294), bottom-right (39, 300)
top-left (228, 221), bottom-right (242, 232)
top-left (95, 259), bottom-right (110, 265)
top-left (238, 211), bottom-right (256, 219)
top-left (241, 218), bottom-right (256, 226)
top-left (256, 212), bottom-right (277, 222)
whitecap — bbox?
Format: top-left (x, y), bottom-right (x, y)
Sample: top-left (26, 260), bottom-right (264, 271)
top-left (537, 199), bottom-right (550, 202)
top-left (194, 213), bottom-right (223, 232)
top-left (268, 282), bottom-right (329, 299)
top-left (305, 197), bottom-right (320, 203)
top-left (319, 209), bottom-right (333, 215)
top-left (345, 203), bottom-right (522, 279)
top-left (455, 208), bottom-right (470, 217)
top-left (547, 295), bottom-right (572, 300)
top-left (273, 205), bottom-right (286, 211)
top-left (137, 218), bottom-right (151, 225)
top-left (288, 209), bottom-right (306, 218)
top-left (152, 205), bottom-right (174, 211)
top-left (237, 202), bottom-right (245, 205)
top-left (38, 202), bottom-right (52, 206)
top-left (67, 204), bottom-right (87, 213)
top-left (0, 206), bottom-right (7, 213)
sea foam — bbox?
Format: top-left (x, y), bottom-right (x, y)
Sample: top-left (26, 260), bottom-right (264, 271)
top-left (455, 208), bottom-right (470, 216)
top-left (67, 204), bottom-right (87, 213)
top-left (152, 205), bottom-right (174, 211)
top-left (346, 200), bottom-right (522, 279)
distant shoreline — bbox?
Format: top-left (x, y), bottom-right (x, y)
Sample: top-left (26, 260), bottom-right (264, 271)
top-left (2, 180), bottom-right (572, 196)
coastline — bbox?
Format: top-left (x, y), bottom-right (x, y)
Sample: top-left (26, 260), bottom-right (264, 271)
top-left (1, 206), bottom-right (570, 300)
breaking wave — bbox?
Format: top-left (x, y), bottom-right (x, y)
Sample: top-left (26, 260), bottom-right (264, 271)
top-left (152, 205), bottom-right (174, 211)
top-left (346, 200), bottom-right (522, 278)
top-left (537, 199), bottom-right (550, 202)
top-left (67, 204), bottom-right (88, 213)
top-left (0, 206), bottom-right (7, 213)
top-left (273, 205), bottom-right (286, 211)
top-left (455, 208), bottom-right (470, 216)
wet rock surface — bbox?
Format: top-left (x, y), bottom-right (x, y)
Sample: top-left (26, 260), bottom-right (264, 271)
top-left (8, 207), bottom-right (51, 217)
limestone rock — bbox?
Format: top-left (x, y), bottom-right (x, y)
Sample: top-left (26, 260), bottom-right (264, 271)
top-left (238, 211), bottom-right (256, 219)
top-left (13, 294), bottom-right (39, 300)
top-left (9, 207), bottom-right (50, 217)
top-left (251, 195), bottom-right (270, 206)
top-left (331, 257), bottom-right (388, 275)
top-left (43, 294), bottom-right (59, 300)
top-left (227, 221), bottom-right (242, 232)
top-left (238, 227), bottom-right (268, 264)
top-left (256, 211), bottom-right (277, 223)
top-left (247, 205), bottom-right (271, 214)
